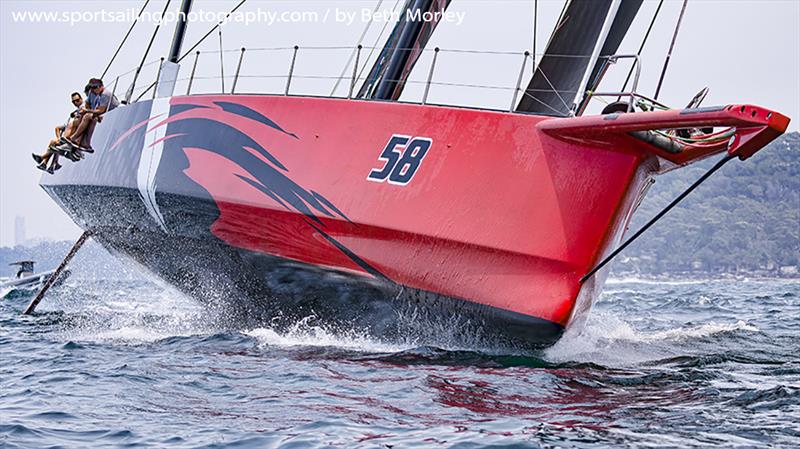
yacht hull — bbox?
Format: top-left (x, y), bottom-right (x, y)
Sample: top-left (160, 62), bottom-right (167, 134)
top-left (40, 95), bottom-right (785, 348)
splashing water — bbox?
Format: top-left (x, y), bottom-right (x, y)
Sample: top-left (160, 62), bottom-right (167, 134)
top-left (1, 275), bottom-right (798, 448)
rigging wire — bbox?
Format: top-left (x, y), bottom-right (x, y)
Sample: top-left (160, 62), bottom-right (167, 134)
top-left (618, 0), bottom-right (663, 97)
top-left (135, 0), bottom-right (249, 102)
top-left (126, 0), bottom-right (172, 103)
top-left (581, 152), bottom-right (736, 283)
top-left (534, 61), bottom-right (574, 116)
top-left (535, 0), bottom-right (569, 58)
top-left (518, 0), bottom-right (569, 112)
top-left (353, 0), bottom-right (402, 96)
top-left (177, 0), bottom-right (248, 63)
top-left (330, 0), bottom-right (385, 96)
top-left (218, 26), bottom-right (225, 92)
top-left (532, 0), bottom-right (537, 73)
top-left (101, 0), bottom-right (151, 79)
top-left (555, 0), bottom-right (569, 33)
top-left (654, 0), bottom-right (688, 100)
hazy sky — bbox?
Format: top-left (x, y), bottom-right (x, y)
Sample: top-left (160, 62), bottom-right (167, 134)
top-left (1, 0), bottom-right (799, 246)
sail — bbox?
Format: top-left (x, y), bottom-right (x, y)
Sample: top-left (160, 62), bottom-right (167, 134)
top-left (577, 0), bottom-right (643, 112)
top-left (516, 0), bottom-right (642, 116)
top-left (358, 0), bottom-right (451, 100)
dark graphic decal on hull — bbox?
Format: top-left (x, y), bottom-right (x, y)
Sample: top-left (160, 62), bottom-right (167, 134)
top-left (111, 98), bottom-right (381, 280)
top-left (214, 101), bottom-right (299, 140)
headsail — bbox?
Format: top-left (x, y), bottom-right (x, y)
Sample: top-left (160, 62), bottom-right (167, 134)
top-left (576, 0), bottom-right (643, 112)
top-left (358, 0), bottom-right (451, 101)
top-left (516, 0), bottom-right (642, 116)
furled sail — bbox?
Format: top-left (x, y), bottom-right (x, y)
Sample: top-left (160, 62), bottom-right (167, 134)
top-left (516, 0), bottom-right (642, 116)
top-left (358, 0), bottom-right (451, 101)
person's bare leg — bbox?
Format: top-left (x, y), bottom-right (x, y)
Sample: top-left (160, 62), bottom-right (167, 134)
top-left (63, 118), bottom-right (85, 160)
top-left (63, 118), bottom-right (78, 139)
top-left (82, 119), bottom-right (97, 149)
top-left (60, 119), bottom-right (80, 156)
top-left (34, 138), bottom-right (57, 165)
top-left (69, 113), bottom-right (94, 143)
top-left (41, 139), bottom-right (58, 164)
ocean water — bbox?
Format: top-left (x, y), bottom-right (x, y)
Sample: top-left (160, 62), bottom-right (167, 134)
top-left (1, 276), bottom-right (798, 448)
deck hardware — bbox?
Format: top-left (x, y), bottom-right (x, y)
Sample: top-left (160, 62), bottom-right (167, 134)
top-left (153, 57), bottom-right (164, 99)
top-left (286, 45), bottom-right (299, 95)
top-left (218, 27), bottom-right (225, 93)
top-left (232, 48), bottom-right (245, 94)
top-left (422, 47), bottom-right (440, 105)
top-left (187, 51), bottom-right (200, 95)
top-left (109, 77), bottom-right (119, 109)
top-left (348, 45), bottom-right (362, 99)
top-left (510, 51), bottom-right (531, 111)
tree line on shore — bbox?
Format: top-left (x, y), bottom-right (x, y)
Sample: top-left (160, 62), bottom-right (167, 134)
top-left (614, 132), bottom-right (799, 276)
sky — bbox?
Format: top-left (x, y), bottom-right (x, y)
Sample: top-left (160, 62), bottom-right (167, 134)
top-left (1, 0), bottom-right (799, 247)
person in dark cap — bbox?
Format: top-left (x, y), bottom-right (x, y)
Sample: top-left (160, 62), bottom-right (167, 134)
top-left (65, 78), bottom-right (119, 152)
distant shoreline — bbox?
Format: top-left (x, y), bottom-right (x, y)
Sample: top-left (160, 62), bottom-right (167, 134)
top-left (610, 271), bottom-right (799, 281)
top-left (3, 239), bottom-right (799, 281)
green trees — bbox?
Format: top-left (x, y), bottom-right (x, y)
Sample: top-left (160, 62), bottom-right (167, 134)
top-left (615, 132), bottom-right (799, 276)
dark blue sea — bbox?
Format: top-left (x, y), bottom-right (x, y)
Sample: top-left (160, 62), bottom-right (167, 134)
top-left (1, 273), bottom-right (798, 448)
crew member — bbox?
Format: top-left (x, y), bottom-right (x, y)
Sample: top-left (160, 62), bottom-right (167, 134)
top-left (32, 92), bottom-right (84, 173)
top-left (66, 78), bottom-right (119, 152)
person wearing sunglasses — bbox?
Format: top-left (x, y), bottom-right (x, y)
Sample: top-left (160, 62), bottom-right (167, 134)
top-left (63, 78), bottom-right (119, 153)
top-left (32, 92), bottom-right (84, 174)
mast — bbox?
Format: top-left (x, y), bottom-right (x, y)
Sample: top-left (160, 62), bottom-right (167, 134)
top-left (359, 0), bottom-right (451, 101)
top-left (168, 0), bottom-right (193, 63)
top-left (155, 0), bottom-right (192, 98)
top-left (516, 0), bottom-right (642, 116)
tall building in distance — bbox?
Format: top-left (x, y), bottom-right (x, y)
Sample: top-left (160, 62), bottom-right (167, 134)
top-left (14, 216), bottom-right (25, 247)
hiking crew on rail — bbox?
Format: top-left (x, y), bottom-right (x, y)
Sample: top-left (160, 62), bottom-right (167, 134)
top-left (33, 78), bottom-right (120, 174)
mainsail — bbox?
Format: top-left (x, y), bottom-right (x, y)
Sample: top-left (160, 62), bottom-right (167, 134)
top-left (358, 0), bottom-right (451, 100)
top-left (516, 0), bottom-right (642, 116)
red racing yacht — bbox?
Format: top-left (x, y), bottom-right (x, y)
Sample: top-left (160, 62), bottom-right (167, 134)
top-left (39, 0), bottom-right (789, 348)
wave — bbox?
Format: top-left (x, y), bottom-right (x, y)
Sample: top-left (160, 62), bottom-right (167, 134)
top-left (642, 320), bottom-right (759, 341)
top-left (51, 284), bottom-right (212, 345)
top-left (608, 276), bottom-right (800, 286)
top-left (592, 318), bottom-right (759, 343)
top-left (545, 311), bottom-right (760, 366)
top-left (26, 277), bottom-right (771, 366)
top-left (0, 286), bottom-right (13, 299)
top-left (73, 323), bottom-right (202, 344)
top-left (606, 276), bottom-right (711, 286)
top-left (43, 280), bottom-right (405, 352)
top-left (245, 326), bottom-right (409, 354)
top-left (0, 284), bottom-right (38, 300)
top-left (727, 385), bottom-right (800, 410)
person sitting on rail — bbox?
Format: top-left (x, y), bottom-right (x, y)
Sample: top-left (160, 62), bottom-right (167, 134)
top-left (64, 78), bottom-right (119, 152)
top-left (31, 92), bottom-right (84, 174)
